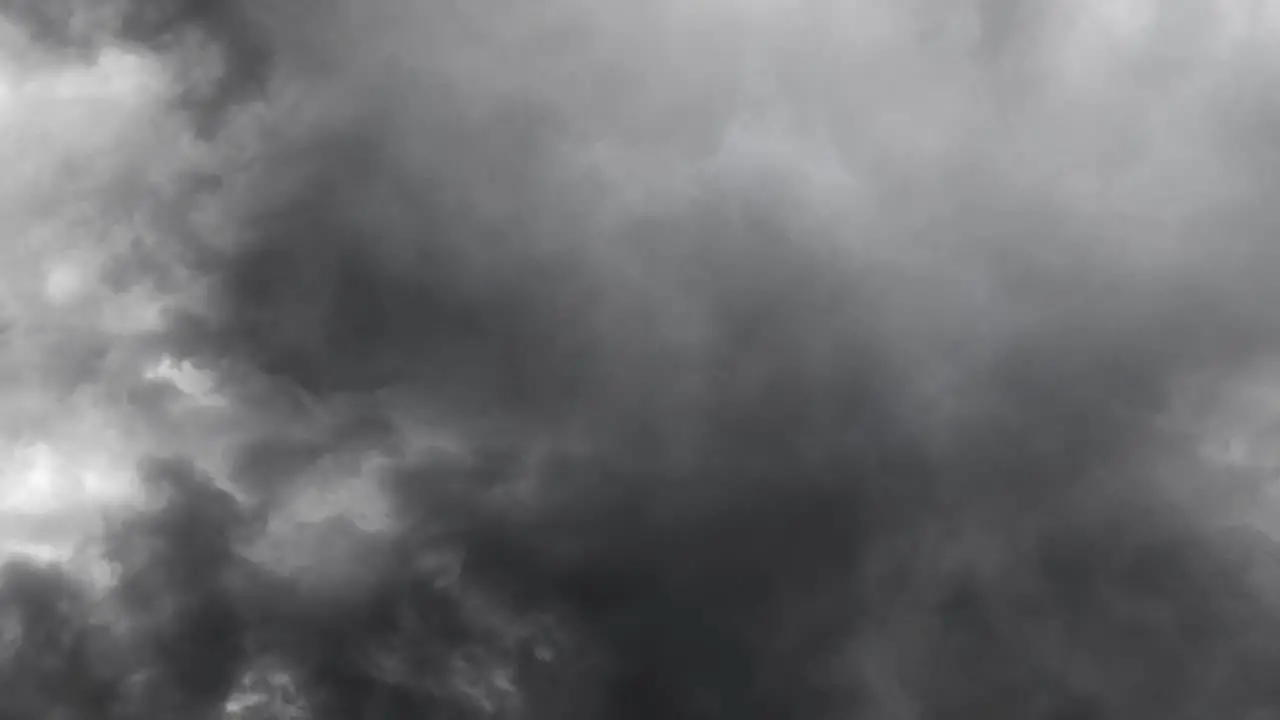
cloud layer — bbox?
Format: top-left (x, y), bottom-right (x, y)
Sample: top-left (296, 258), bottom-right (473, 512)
top-left (7, 0), bottom-right (1280, 718)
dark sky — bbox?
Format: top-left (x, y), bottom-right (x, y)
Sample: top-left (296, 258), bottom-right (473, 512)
top-left (6, 1), bottom-right (1280, 718)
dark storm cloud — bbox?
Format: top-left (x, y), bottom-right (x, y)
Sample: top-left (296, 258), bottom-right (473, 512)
top-left (8, 0), bottom-right (1280, 718)
top-left (145, 1), bottom-right (1280, 717)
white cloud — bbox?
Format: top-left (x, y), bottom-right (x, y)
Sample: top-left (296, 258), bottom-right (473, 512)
top-left (0, 42), bottom-right (203, 558)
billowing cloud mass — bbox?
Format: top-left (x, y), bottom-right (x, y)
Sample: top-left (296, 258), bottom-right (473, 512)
top-left (6, 0), bottom-right (1280, 718)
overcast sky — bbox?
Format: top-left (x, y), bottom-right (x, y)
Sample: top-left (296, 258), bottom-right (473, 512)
top-left (16, 4), bottom-right (1280, 718)
top-left (2, 0), bottom-right (1280, 557)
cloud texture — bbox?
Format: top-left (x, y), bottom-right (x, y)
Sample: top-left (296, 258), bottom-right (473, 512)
top-left (7, 0), bottom-right (1280, 718)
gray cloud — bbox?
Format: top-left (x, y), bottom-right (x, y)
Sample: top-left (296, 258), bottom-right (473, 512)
top-left (7, 0), bottom-right (1280, 718)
